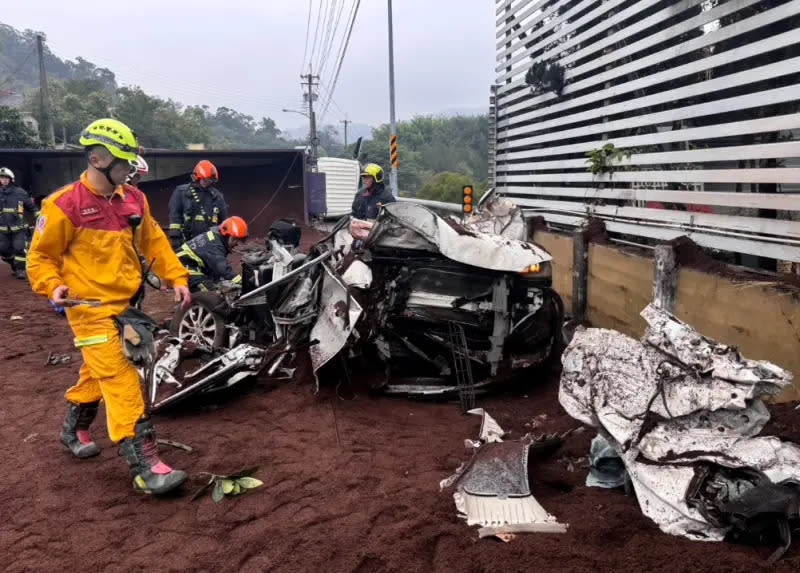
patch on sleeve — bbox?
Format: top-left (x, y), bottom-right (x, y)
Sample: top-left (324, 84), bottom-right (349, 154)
top-left (36, 214), bottom-right (46, 233)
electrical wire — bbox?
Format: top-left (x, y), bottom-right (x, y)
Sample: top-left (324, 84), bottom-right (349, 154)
top-left (248, 153), bottom-right (301, 227)
top-left (309, 0), bottom-right (327, 72)
top-left (300, 0), bottom-right (314, 74)
top-left (318, 79), bottom-right (347, 122)
top-left (319, 0), bottom-right (347, 78)
top-left (315, 0), bottom-right (335, 73)
top-left (319, 0), bottom-right (360, 122)
top-left (0, 47), bottom-right (36, 89)
top-left (322, 0), bottom-right (356, 85)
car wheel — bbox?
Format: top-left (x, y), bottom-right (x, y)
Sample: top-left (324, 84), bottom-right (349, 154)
top-left (169, 293), bottom-right (228, 348)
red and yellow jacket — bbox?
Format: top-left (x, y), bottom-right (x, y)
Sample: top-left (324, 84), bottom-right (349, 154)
top-left (27, 172), bottom-right (188, 324)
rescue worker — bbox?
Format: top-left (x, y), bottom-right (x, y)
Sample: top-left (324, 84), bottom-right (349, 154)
top-left (351, 163), bottom-right (395, 220)
top-left (177, 216), bottom-right (247, 292)
top-left (167, 160), bottom-right (228, 249)
top-left (27, 118), bottom-right (192, 496)
top-left (0, 167), bottom-right (38, 279)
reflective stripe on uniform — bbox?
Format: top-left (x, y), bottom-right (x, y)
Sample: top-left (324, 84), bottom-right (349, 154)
top-left (2, 208), bottom-right (17, 213)
top-left (0, 227), bottom-right (7, 232)
top-left (178, 245), bottom-right (205, 269)
top-left (231, 274), bottom-right (241, 284)
top-left (74, 334), bottom-right (110, 348)
top-left (169, 223), bottom-right (182, 230)
top-left (13, 256), bottom-right (26, 262)
top-left (194, 215), bottom-right (206, 222)
top-left (206, 231), bottom-right (215, 241)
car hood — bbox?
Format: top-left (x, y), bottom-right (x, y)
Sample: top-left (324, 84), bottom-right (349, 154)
top-left (365, 202), bottom-right (551, 272)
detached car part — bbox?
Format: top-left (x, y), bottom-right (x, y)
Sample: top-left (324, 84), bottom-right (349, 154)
top-left (559, 303), bottom-right (798, 560)
top-left (441, 409), bottom-right (568, 537)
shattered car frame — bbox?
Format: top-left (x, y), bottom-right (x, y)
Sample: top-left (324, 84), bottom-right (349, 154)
top-left (560, 304), bottom-right (800, 562)
top-left (145, 201), bottom-right (563, 411)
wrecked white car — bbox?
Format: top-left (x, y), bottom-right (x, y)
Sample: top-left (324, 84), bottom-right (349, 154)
top-left (146, 202), bottom-right (563, 411)
top-left (560, 304), bottom-right (800, 563)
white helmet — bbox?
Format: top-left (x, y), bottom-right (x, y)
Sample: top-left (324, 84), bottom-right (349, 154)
top-left (0, 167), bottom-right (14, 182)
top-left (126, 155), bottom-right (149, 183)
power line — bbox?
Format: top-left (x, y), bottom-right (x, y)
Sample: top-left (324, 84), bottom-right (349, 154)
top-left (320, 0), bottom-right (361, 122)
top-left (248, 153), bottom-right (301, 227)
top-left (300, 0), bottom-right (313, 74)
top-left (322, 0), bottom-right (355, 85)
top-left (309, 0), bottom-right (326, 71)
top-left (0, 46), bottom-right (36, 89)
top-left (319, 0), bottom-right (346, 78)
top-left (315, 0), bottom-right (335, 72)
top-left (318, 79), bottom-right (346, 122)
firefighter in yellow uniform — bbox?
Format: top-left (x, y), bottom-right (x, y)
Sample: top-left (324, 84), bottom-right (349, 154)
top-left (27, 118), bottom-right (192, 496)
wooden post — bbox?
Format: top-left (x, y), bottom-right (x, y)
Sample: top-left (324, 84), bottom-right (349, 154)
top-left (653, 244), bottom-right (677, 313)
top-left (572, 230), bottom-right (588, 322)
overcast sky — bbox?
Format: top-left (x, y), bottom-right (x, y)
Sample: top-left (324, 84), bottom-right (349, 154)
top-left (2, 0), bottom-right (496, 131)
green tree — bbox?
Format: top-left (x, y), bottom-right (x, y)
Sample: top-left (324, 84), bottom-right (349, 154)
top-left (317, 124), bottom-right (343, 157)
top-left (416, 171), bottom-right (486, 203)
top-left (114, 86), bottom-right (211, 148)
top-left (0, 106), bottom-right (40, 147)
top-left (357, 115), bottom-right (488, 195)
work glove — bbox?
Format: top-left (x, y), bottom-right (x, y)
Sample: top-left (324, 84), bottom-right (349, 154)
top-left (113, 307), bottom-right (160, 364)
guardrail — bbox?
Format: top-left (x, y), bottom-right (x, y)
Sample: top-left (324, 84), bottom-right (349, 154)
top-left (397, 197), bottom-right (462, 213)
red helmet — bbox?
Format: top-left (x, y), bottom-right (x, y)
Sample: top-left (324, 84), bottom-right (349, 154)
top-left (219, 216), bottom-right (248, 239)
top-left (191, 160), bottom-right (219, 182)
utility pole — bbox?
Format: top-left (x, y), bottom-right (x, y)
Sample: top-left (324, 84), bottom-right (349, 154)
top-left (301, 67), bottom-right (320, 169)
top-left (387, 0), bottom-right (398, 196)
top-left (340, 117), bottom-right (351, 148)
top-left (36, 34), bottom-right (56, 148)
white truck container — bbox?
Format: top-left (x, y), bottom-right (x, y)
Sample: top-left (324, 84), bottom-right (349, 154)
top-left (317, 157), bottom-right (360, 218)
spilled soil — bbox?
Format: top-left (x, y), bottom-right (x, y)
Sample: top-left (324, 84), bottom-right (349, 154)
top-left (1, 260), bottom-right (799, 572)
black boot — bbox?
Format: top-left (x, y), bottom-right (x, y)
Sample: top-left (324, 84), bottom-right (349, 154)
top-left (60, 401), bottom-right (101, 459)
top-left (119, 419), bottom-right (186, 495)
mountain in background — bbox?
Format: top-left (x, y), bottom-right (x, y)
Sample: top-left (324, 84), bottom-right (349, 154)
top-left (0, 24), bottom-right (117, 107)
top-left (1, 20), bottom-right (488, 199)
top-left (283, 121), bottom-right (373, 143)
top-left (440, 105), bottom-right (488, 117)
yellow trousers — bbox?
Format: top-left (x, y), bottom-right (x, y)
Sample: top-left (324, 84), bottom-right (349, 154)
top-left (65, 318), bottom-right (144, 443)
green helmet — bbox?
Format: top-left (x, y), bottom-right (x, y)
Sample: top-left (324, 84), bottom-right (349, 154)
top-left (360, 163), bottom-right (384, 183)
top-left (79, 118), bottom-right (139, 161)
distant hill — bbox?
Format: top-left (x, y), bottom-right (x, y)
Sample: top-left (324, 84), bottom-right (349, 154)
top-left (0, 23), bottom-right (116, 106)
top-left (283, 121), bottom-right (374, 143)
top-left (440, 105), bottom-right (489, 117)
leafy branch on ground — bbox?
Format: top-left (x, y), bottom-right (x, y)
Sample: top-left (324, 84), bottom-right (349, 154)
top-left (191, 467), bottom-right (264, 502)
top-left (586, 143), bottom-right (634, 178)
top-left (525, 61), bottom-right (566, 97)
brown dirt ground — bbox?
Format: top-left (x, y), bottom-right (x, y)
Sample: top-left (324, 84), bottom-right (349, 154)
top-left (1, 261), bottom-right (799, 572)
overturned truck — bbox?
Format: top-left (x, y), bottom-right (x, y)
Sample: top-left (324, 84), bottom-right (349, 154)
top-left (147, 201), bottom-right (563, 410)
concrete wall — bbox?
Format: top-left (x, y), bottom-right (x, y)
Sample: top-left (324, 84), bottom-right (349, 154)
top-left (533, 230), bottom-right (800, 402)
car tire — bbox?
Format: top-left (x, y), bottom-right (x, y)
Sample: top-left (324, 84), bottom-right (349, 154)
top-left (169, 293), bottom-right (228, 348)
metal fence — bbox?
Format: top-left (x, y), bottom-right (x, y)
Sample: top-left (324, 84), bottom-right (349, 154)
top-left (492, 0), bottom-right (800, 264)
